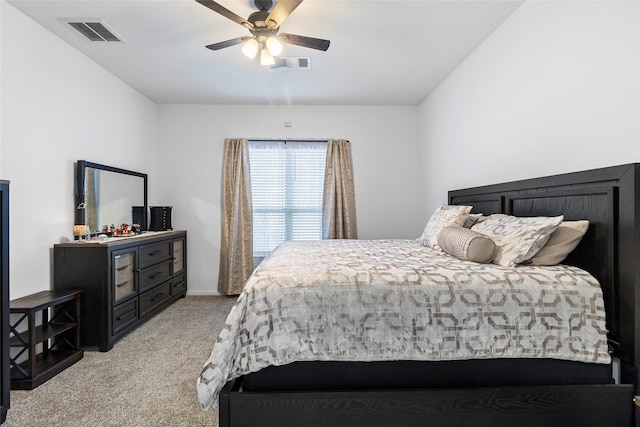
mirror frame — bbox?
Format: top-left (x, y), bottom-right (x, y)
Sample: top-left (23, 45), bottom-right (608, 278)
top-left (74, 160), bottom-right (148, 231)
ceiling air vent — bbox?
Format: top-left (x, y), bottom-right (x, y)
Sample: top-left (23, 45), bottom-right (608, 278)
top-left (271, 57), bottom-right (311, 69)
top-left (62, 19), bottom-right (124, 42)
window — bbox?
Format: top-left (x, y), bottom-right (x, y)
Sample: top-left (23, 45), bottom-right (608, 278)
top-left (249, 140), bottom-right (327, 258)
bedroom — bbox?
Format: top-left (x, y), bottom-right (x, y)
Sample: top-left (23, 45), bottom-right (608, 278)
top-left (0, 0), bottom-right (638, 425)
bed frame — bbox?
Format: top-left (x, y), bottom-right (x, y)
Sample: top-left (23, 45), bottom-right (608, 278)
top-left (218, 163), bottom-right (639, 427)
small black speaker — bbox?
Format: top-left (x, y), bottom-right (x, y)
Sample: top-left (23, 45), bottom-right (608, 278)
top-left (132, 206), bottom-right (145, 229)
top-left (149, 206), bottom-right (173, 231)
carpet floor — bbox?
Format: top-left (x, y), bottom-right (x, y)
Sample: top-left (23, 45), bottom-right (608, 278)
top-left (4, 295), bottom-right (237, 426)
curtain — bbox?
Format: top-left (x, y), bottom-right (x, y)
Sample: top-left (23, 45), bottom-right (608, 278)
top-left (218, 138), bottom-right (254, 295)
top-left (85, 168), bottom-right (98, 233)
top-left (322, 139), bottom-right (358, 239)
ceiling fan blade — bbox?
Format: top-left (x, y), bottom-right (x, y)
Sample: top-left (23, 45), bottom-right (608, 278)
top-left (279, 33), bottom-right (330, 51)
top-left (205, 37), bottom-right (248, 51)
top-left (266, 0), bottom-right (303, 29)
top-left (196, 0), bottom-right (253, 29)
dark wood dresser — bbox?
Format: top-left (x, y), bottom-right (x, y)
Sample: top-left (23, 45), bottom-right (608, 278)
top-left (53, 231), bottom-right (187, 351)
top-left (0, 181), bottom-right (9, 423)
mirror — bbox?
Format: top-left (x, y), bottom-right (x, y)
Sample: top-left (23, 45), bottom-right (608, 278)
top-left (75, 160), bottom-right (148, 233)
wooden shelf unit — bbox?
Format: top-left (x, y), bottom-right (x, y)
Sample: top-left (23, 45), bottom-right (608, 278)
top-left (9, 290), bottom-right (83, 390)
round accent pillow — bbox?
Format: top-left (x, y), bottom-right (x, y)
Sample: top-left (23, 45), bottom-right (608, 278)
top-left (437, 225), bottom-right (496, 264)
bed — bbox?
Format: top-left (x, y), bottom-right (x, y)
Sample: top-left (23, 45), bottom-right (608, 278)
top-left (198, 163), bottom-right (640, 427)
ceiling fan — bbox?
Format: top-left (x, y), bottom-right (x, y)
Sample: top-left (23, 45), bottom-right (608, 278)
top-left (196, 0), bottom-right (330, 66)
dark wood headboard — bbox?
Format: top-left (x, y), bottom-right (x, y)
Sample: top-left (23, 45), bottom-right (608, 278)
top-left (449, 163), bottom-right (640, 388)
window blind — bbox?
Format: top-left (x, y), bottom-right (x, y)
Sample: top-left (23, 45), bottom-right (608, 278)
top-left (249, 140), bottom-right (327, 257)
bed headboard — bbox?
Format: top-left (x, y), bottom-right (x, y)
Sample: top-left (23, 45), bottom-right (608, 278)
top-left (449, 163), bottom-right (640, 387)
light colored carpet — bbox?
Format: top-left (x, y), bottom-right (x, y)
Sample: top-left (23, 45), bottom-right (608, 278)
top-left (4, 295), bottom-right (237, 427)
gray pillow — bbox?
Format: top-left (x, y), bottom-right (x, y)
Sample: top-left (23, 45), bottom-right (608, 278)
top-left (463, 213), bottom-right (483, 228)
top-left (437, 225), bottom-right (496, 264)
top-left (523, 220), bottom-right (589, 266)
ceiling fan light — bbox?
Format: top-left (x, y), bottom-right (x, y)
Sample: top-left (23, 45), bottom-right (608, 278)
top-left (266, 37), bottom-right (283, 56)
top-left (260, 49), bottom-right (275, 66)
top-left (241, 38), bottom-right (259, 59)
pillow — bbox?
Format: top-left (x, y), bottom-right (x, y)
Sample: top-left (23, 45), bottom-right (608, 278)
top-left (463, 213), bottom-right (483, 228)
top-left (418, 205), bottom-right (472, 250)
top-left (437, 226), bottom-right (496, 263)
top-left (471, 214), bottom-right (564, 267)
top-left (523, 220), bottom-right (589, 266)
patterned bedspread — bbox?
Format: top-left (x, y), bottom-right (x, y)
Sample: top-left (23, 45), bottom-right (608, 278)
top-left (197, 239), bottom-right (610, 409)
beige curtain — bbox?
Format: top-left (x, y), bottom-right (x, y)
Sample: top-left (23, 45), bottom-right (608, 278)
top-left (85, 169), bottom-right (98, 233)
top-left (322, 139), bottom-right (358, 239)
top-left (218, 138), bottom-right (254, 295)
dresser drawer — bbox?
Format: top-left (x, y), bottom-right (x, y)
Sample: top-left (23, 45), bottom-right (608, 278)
top-left (172, 273), bottom-right (186, 296)
top-left (139, 281), bottom-right (171, 317)
top-left (139, 241), bottom-right (171, 268)
top-left (113, 298), bottom-right (138, 335)
top-left (139, 260), bottom-right (172, 292)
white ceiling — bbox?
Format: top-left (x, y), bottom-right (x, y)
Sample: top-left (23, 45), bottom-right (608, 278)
top-left (7, 0), bottom-right (523, 105)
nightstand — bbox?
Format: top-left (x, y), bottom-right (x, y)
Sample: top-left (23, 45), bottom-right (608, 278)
top-left (9, 290), bottom-right (83, 389)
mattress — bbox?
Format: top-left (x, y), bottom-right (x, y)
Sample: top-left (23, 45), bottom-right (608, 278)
top-left (197, 239), bottom-right (610, 409)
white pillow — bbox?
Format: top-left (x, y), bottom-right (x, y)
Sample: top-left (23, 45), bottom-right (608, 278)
top-left (471, 214), bottom-right (564, 267)
top-left (418, 205), bottom-right (472, 250)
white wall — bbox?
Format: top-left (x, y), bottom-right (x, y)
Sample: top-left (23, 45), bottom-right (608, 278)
top-left (418, 1), bottom-right (640, 215)
top-left (156, 105), bottom-right (421, 295)
top-left (1, 1), bottom-right (158, 299)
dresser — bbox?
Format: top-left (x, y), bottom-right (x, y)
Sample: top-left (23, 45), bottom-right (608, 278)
top-left (53, 231), bottom-right (187, 351)
top-left (0, 181), bottom-right (9, 423)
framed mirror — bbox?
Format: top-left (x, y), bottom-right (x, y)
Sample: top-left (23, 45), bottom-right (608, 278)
top-left (74, 160), bottom-right (148, 233)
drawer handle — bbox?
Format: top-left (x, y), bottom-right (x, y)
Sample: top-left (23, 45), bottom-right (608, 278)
top-left (116, 265), bottom-right (130, 272)
top-left (149, 292), bottom-right (164, 302)
top-left (116, 309), bottom-right (136, 321)
top-left (146, 250), bottom-right (162, 257)
top-left (147, 272), bottom-right (163, 280)
top-left (116, 281), bottom-right (129, 288)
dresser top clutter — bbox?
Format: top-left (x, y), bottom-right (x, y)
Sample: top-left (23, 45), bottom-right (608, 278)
top-left (56, 230), bottom-right (179, 247)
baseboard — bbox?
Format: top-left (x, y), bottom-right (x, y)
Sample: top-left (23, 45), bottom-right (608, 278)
top-left (185, 290), bottom-right (222, 296)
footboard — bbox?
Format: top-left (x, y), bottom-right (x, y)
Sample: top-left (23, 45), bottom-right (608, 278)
top-left (219, 379), bottom-right (633, 427)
